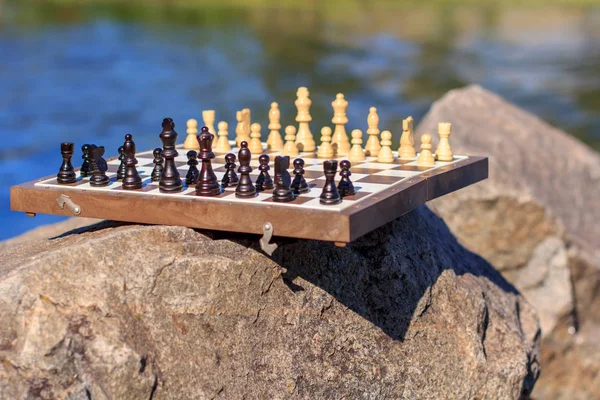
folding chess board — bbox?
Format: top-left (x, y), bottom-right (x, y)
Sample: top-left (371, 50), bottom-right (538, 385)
top-left (10, 143), bottom-right (487, 245)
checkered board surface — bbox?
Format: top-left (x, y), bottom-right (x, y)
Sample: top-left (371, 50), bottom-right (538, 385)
top-left (34, 143), bottom-right (469, 212)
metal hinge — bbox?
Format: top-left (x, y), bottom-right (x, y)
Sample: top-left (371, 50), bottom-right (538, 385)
top-left (56, 194), bottom-right (81, 215)
top-left (259, 222), bottom-right (277, 256)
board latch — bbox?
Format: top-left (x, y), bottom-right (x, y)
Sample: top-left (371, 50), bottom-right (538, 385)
top-left (56, 194), bottom-right (81, 215)
top-left (260, 222), bottom-right (277, 256)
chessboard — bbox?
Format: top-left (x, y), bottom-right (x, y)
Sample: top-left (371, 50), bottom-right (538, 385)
top-left (10, 142), bottom-right (487, 245)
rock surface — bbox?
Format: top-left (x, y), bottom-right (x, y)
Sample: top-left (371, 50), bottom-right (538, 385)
top-left (416, 85), bottom-right (600, 400)
top-left (0, 208), bottom-right (540, 400)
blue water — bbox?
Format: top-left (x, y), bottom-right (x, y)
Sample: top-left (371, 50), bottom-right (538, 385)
top-left (1, 3), bottom-right (599, 240)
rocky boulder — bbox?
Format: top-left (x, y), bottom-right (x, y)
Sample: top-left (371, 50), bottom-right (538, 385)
top-left (0, 208), bottom-right (539, 399)
top-left (416, 85), bottom-right (600, 400)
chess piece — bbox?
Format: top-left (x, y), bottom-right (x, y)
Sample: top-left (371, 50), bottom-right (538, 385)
top-left (122, 134), bottom-right (143, 190)
top-left (202, 110), bottom-right (216, 135)
top-left (235, 141), bottom-right (256, 198)
top-left (272, 156), bottom-right (294, 202)
top-left (337, 160), bottom-right (355, 197)
top-left (242, 108), bottom-right (251, 138)
top-left (159, 117), bottom-right (183, 192)
top-left (295, 87), bottom-right (316, 152)
top-left (151, 148), bottom-right (164, 182)
top-left (57, 142), bottom-right (77, 184)
top-left (290, 158), bottom-right (309, 194)
top-left (255, 154), bottom-right (274, 191)
top-left (331, 93), bottom-right (350, 156)
top-left (435, 122), bottom-right (454, 161)
top-left (348, 129), bottom-right (366, 162)
top-left (365, 107), bottom-right (381, 157)
top-left (282, 125), bottom-right (299, 156)
top-left (185, 150), bottom-right (200, 185)
top-left (195, 127), bottom-right (221, 196)
top-left (417, 133), bottom-right (435, 167)
top-left (117, 146), bottom-right (126, 180)
top-left (377, 130), bottom-right (395, 163)
top-left (88, 145), bottom-right (110, 187)
top-left (320, 160), bottom-right (341, 205)
top-left (80, 144), bottom-right (91, 177)
top-left (317, 126), bottom-right (334, 158)
top-left (399, 116), bottom-right (416, 159)
top-left (214, 121), bottom-right (231, 153)
top-left (249, 123), bottom-right (263, 155)
top-left (235, 110), bottom-right (251, 147)
top-left (221, 153), bottom-right (239, 187)
top-left (184, 119), bottom-right (199, 150)
top-left (267, 102), bottom-right (283, 150)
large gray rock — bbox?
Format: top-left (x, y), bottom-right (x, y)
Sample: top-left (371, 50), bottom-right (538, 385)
top-left (0, 208), bottom-right (539, 400)
top-left (416, 85), bottom-right (600, 400)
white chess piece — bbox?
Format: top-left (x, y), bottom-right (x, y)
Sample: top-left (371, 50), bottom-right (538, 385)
top-left (215, 121), bottom-right (231, 153)
top-left (317, 127), bottom-right (334, 158)
top-left (331, 93), bottom-right (350, 156)
top-left (365, 107), bottom-right (381, 157)
top-left (202, 110), bottom-right (216, 135)
top-left (294, 87), bottom-right (316, 152)
top-left (348, 129), bottom-right (366, 162)
top-left (399, 116), bottom-right (416, 159)
top-left (249, 123), bottom-right (263, 155)
top-left (235, 110), bottom-right (250, 147)
top-left (282, 125), bottom-right (299, 156)
top-left (184, 119), bottom-right (199, 150)
top-left (417, 133), bottom-right (435, 167)
top-left (267, 102), bottom-right (283, 150)
top-left (435, 122), bottom-right (454, 161)
top-left (377, 130), bottom-right (394, 163)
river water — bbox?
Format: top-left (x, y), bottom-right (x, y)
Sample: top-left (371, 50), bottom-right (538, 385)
top-left (1, 1), bottom-right (599, 239)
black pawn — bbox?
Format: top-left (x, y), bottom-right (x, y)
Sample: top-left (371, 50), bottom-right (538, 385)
top-left (320, 160), bottom-right (341, 205)
top-left (235, 141), bottom-right (256, 198)
top-left (151, 148), bottom-right (164, 182)
top-left (337, 160), bottom-right (355, 197)
top-left (116, 146), bottom-right (126, 181)
top-left (255, 154), bottom-right (274, 191)
top-left (195, 127), bottom-right (221, 196)
top-left (290, 158), bottom-right (309, 194)
top-left (159, 118), bottom-right (183, 193)
top-left (88, 145), bottom-right (110, 187)
top-left (221, 153), bottom-right (239, 187)
top-left (272, 155), bottom-right (294, 202)
top-left (185, 150), bottom-right (200, 185)
top-left (57, 142), bottom-right (77, 184)
top-left (80, 144), bottom-right (91, 177)
top-left (122, 134), bottom-right (143, 190)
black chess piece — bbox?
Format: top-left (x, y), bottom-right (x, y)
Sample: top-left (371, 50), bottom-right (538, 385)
top-left (122, 134), bottom-right (143, 190)
top-left (272, 155), bottom-right (294, 202)
top-left (235, 141), bottom-right (256, 198)
top-left (290, 158), bottom-right (309, 194)
top-left (337, 160), bottom-right (355, 197)
top-left (116, 146), bottom-right (126, 181)
top-left (255, 154), bottom-right (274, 191)
top-left (80, 144), bottom-right (91, 177)
top-left (88, 145), bottom-right (110, 187)
top-left (151, 148), bottom-right (164, 182)
top-left (221, 153), bottom-right (239, 187)
top-left (195, 127), bottom-right (221, 196)
top-left (159, 117), bottom-right (183, 193)
top-left (186, 150), bottom-right (200, 186)
top-left (57, 142), bottom-right (77, 184)
top-left (320, 160), bottom-right (341, 205)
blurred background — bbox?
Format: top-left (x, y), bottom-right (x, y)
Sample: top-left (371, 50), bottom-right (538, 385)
top-left (1, 0), bottom-right (599, 240)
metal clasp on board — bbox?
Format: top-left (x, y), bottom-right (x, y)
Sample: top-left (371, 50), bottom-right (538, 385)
top-left (56, 194), bottom-right (81, 215)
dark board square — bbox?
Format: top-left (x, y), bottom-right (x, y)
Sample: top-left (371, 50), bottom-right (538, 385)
top-left (112, 183), bottom-right (157, 192)
top-left (355, 175), bottom-right (405, 185)
top-left (261, 194), bottom-right (314, 205)
top-left (398, 165), bottom-right (432, 172)
top-left (350, 167), bottom-right (387, 175)
top-left (341, 191), bottom-right (372, 201)
top-left (303, 171), bottom-right (324, 179)
top-left (305, 179), bottom-right (325, 189)
top-left (43, 177), bottom-right (87, 187)
top-left (106, 165), bottom-right (120, 173)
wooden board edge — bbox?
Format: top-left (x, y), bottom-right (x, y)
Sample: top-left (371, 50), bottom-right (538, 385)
top-left (423, 156), bottom-right (488, 200)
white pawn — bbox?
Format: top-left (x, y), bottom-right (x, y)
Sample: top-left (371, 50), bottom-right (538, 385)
top-left (202, 110), bottom-right (216, 135)
top-left (348, 129), bottom-right (366, 162)
top-left (184, 119), bottom-right (199, 150)
top-left (417, 133), bottom-right (435, 167)
top-left (317, 127), bottom-right (334, 159)
top-left (435, 122), bottom-right (454, 161)
top-left (377, 130), bottom-right (395, 163)
top-left (249, 123), bottom-right (263, 154)
top-left (215, 121), bottom-right (231, 153)
top-left (282, 125), bottom-right (299, 156)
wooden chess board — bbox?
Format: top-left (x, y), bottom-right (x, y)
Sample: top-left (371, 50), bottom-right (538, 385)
top-left (10, 143), bottom-right (487, 245)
